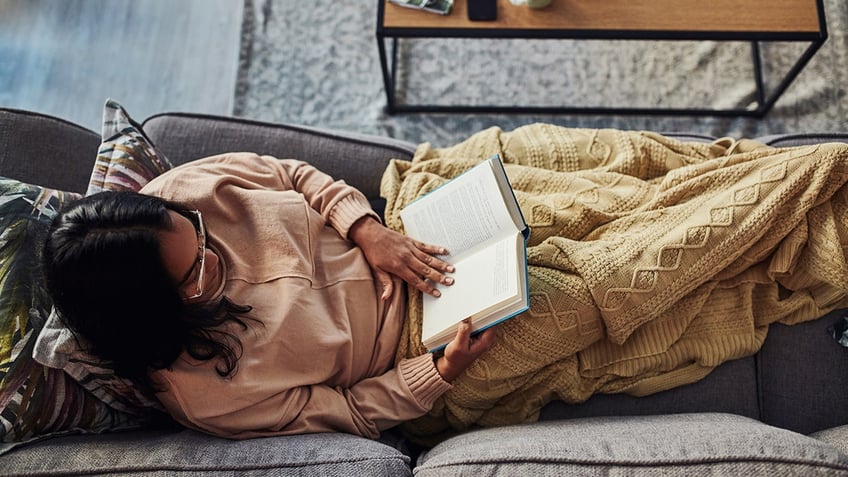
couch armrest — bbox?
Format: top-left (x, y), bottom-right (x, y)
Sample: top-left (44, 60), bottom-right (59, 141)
top-left (141, 113), bottom-right (417, 203)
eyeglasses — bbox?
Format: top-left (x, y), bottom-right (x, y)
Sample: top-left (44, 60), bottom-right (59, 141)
top-left (184, 210), bottom-right (206, 300)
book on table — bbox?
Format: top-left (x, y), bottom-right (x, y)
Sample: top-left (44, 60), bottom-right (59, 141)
top-left (400, 154), bottom-right (530, 352)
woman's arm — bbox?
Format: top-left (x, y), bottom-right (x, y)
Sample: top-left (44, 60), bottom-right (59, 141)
top-left (268, 157), bottom-right (459, 299)
top-left (155, 326), bottom-right (495, 441)
top-left (154, 353), bottom-right (452, 440)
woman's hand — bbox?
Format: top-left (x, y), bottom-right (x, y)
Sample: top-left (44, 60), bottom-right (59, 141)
top-left (349, 216), bottom-right (455, 300)
top-left (435, 319), bottom-right (498, 382)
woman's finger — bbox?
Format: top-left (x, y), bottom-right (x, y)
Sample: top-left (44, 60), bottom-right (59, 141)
top-left (406, 269), bottom-right (442, 297)
top-left (412, 240), bottom-right (448, 256)
top-left (416, 262), bottom-right (455, 287)
top-left (455, 318), bottom-right (472, 345)
top-left (471, 327), bottom-right (498, 353)
top-left (414, 249), bottom-right (455, 274)
top-left (376, 269), bottom-right (394, 301)
top-left (409, 248), bottom-right (455, 286)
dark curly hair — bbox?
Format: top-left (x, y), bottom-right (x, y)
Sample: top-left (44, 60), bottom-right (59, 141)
top-left (41, 191), bottom-right (252, 390)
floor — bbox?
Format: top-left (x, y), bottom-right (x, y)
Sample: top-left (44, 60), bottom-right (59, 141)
top-left (0, 0), bottom-right (243, 132)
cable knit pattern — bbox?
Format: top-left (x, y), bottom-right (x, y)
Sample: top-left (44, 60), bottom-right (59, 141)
top-left (380, 124), bottom-right (848, 445)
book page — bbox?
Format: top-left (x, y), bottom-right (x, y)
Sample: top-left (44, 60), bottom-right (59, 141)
top-left (421, 233), bottom-right (520, 341)
top-left (401, 160), bottom-right (518, 259)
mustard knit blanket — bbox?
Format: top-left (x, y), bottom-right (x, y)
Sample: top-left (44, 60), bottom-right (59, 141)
top-left (380, 124), bottom-right (848, 445)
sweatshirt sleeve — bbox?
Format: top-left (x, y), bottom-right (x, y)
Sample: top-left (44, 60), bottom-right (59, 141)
top-left (142, 152), bottom-right (379, 238)
top-left (153, 353), bottom-right (452, 440)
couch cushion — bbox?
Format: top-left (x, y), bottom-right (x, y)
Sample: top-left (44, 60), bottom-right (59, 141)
top-left (0, 178), bottom-right (146, 455)
top-left (0, 428), bottom-right (412, 476)
top-left (414, 413), bottom-right (848, 476)
top-left (811, 425), bottom-right (848, 456)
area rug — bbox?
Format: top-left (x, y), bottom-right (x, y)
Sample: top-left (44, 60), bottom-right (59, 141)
top-left (234, 0), bottom-right (848, 147)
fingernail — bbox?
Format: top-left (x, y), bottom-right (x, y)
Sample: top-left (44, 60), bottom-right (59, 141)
top-left (433, 289), bottom-right (441, 297)
top-left (443, 277), bottom-right (454, 285)
top-left (447, 266), bottom-right (455, 273)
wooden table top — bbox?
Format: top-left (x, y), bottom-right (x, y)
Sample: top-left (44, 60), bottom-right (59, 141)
top-left (381, 0), bottom-right (823, 36)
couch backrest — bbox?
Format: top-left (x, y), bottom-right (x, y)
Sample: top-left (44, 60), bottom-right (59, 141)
top-left (0, 108), bottom-right (99, 193)
top-left (0, 108), bottom-right (417, 216)
top-left (142, 113), bottom-right (417, 201)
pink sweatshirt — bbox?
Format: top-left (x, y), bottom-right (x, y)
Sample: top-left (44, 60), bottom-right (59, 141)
top-left (141, 153), bottom-right (451, 439)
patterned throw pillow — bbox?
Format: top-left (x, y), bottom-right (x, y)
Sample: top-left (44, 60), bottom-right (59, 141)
top-left (0, 179), bottom-right (144, 455)
top-left (86, 98), bottom-right (173, 195)
top-left (32, 99), bottom-right (172, 417)
top-left (34, 309), bottom-right (166, 415)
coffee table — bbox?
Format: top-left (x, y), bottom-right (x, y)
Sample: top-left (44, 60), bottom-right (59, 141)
top-left (376, 0), bottom-right (827, 116)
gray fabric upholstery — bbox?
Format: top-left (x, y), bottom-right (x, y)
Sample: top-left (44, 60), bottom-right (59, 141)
top-left (1, 429), bottom-right (412, 477)
top-left (142, 113), bottom-right (417, 199)
top-left (414, 413), bottom-right (848, 476)
top-left (755, 133), bottom-right (848, 148)
top-left (540, 354), bottom-right (759, 422)
top-left (0, 108), bottom-right (99, 193)
top-left (758, 312), bottom-right (848, 435)
top-left (812, 425), bottom-right (848, 456)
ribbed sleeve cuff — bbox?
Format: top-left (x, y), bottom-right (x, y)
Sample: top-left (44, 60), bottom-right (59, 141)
top-left (328, 193), bottom-right (380, 238)
top-left (398, 354), bottom-right (453, 411)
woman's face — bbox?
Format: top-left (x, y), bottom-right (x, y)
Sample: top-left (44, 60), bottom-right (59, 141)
top-left (157, 210), bottom-right (220, 302)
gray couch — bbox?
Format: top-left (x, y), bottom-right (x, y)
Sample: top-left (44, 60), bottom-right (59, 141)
top-left (2, 107), bottom-right (848, 476)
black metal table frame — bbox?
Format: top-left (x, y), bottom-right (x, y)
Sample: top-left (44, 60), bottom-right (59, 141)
top-left (376, 0), bottom-right (828, 117)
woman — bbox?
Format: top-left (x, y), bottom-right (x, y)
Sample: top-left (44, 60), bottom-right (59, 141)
top-left (42, 152), bottom-right (496, 439)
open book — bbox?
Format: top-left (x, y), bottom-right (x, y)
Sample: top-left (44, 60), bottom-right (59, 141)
top-left (400, 154), bottom-right (530, 351)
